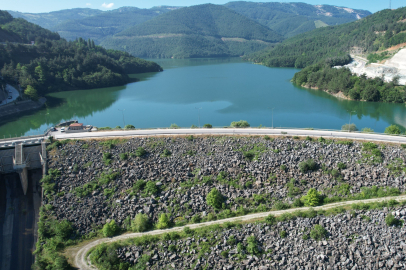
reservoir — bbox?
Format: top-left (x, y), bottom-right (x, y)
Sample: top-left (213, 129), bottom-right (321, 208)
top-left (1, 57), bottom-right (406, 137)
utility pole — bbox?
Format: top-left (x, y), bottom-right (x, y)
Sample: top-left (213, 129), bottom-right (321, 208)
top-left (389, 0), bottom-right (391, 9)
top-left (118, 109), bottom-right (125, 127)
top-left (195, 107), bottom-right (202, 128)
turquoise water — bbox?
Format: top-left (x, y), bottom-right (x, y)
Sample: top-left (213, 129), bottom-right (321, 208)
top-left (1, 57), bottom-right (406, 137)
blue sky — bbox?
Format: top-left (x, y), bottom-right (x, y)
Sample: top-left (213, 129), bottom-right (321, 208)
top-left (1, 0), bottom-right (404, 13)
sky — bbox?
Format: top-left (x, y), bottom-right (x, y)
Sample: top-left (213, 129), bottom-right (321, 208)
top-left (0, 0), bottom-right (404, 14)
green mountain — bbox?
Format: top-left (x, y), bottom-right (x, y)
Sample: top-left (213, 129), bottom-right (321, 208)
top-left (7, 8), bottom-right (103, 30)
top-left (250, 7), bottom-right (406, 68)
top-left (101, 4), bottom-right (283, 58)
top-left (0, 10), bottom-right (162, 99)
top-left (225, 2), bottom-right (371, 38)
top-left (8, 6), bottom-right (180, 44)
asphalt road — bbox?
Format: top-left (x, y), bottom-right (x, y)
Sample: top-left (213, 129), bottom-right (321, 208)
top-left (50, 128), bottom-right (406, 144)
top-left (72, 195), bottom-right (406, 270)
top-left (0, 85), bottom-right (20, 106)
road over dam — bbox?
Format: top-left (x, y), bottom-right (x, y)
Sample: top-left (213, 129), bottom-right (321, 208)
top-left (51, 128), bottom-right (406, 145)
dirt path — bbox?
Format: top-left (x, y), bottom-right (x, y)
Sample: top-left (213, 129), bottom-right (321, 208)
top-left (71, 195), bottom-right (406, 270)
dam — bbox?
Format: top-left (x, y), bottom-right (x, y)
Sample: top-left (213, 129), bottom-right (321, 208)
top-left (0, 137), bottom-right (45, 270)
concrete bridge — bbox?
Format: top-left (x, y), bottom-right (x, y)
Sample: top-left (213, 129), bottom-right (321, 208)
top-left (0, 138), bottom-right (46, 195)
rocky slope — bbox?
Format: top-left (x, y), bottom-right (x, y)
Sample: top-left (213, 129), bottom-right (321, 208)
top-left (46, 136), bottom-right (406, 235)
top-left (116, 206), bottom-right (406, 269)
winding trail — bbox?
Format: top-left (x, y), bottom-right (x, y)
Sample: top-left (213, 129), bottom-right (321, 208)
top-left (72, 195), bottom-right (406, 270)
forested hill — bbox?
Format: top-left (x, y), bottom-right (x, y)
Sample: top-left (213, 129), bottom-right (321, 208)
top-left (225, 1), bottom-right (371, 38)
top-left (0, 10), bottom-right (162, 100)
top-left (249, 7), bottom-right (406, 69)
top-left (8, 6), bottom-right (181, 44)
top-left (101, 4), bottom-right (283, 58)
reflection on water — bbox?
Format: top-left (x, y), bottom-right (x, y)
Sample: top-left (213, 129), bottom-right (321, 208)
top-left (0, 58), bottom-right (405, 137)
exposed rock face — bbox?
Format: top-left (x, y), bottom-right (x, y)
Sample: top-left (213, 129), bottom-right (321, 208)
top-left (117, 206), bottom-right (406, 269)
top-left (45, 136), bottom-right (406, 235)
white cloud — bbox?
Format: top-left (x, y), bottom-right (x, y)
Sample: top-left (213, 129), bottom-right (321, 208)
top-left (86, 3), bottom-right (92, 6)
top-left (101, 2), bottom-right (114, 8)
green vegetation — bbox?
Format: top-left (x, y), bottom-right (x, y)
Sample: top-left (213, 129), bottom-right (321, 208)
top-left (203, 124), bottom-right (212, 128)
top-left (124, 124), bottom-right (135, 129)
top-left (134, 147), bottom-right (147, 157)
top-left (156, 213), bottom-right (171, 229)
top-left (342, 123), bottom-right (358, 132)
top-left (362, 127), bottom-right (374, 133)
top-left (169, 123), bottom-right (180, 129)
top-left (301, 188), bottom-right (322, 207)
top-left (0, 10), bottom-right (162, 99)
top-left (102, 220), bottom-right (120, 237)
top-left (385, 214), bottom-right (403, 227)
top-left (230, 120), bottom-right (250, 128)
top-left (361, 142), bottom-right (383, 164)
top-left (367, 51), bottom-right (390, 63)
top-left (119, 153), bottom-right (128, 160)
top-left (206, 188), bottom-right (224, 209)
top-left (310, 225), bottom-right (328, 241)
top-left (292, 60), bottom-right (406, 103)
top-left (131, 213), bottom-right (150, 232)
top-left (385, 124), bottom-right (402, 134)
top-left (225, 2), bottom-right (369, 39)
top-left (161, 149), bottom-right (172, 157)
top-left (101, 4), bottom-right (282, 59)
top-left (102, 152), bottom-right (113, 165)
top-left (250, 7), bottom-right (406, 68)
top-left (246, 236), bottom-right (260, 254)
top-left (299, 159), bottom-right (317, 173)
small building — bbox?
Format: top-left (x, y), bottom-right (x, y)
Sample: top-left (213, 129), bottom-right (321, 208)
top-left (69, 123), bottom-right (84, 130)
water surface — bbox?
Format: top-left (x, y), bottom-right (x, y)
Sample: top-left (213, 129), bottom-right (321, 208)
top-left (1, 58), bottom-right (406, 137)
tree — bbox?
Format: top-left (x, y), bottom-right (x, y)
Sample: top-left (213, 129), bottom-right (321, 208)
top-left (341, 123), bottom-right (358, 132)
top-left (131, 213), bottom-right (150, 232)
top-left (144, 181), bottom-right (159, 195)
top-left (156, 213), bottom-right (170, 229)
top-left (102, 220), bottom-right (119, 237)
top-left (310, 225), bottom-right (328, 240)
top-left (230, 120), bottom-right (250, 128)
top-left (24, 85), bottom-right (38, 100)
top-left (206, 188), bottom-right (224, 209)
top-left (301, 188), bottom-right (321, 206)
top-left (246, 236), bottom-right (259, 255)
top-left (124, 124), bottom-right (135, 129)
top-left (385, 124), bottom-right (401, 135)
top-left (203, 124), bottom-right (212, 128)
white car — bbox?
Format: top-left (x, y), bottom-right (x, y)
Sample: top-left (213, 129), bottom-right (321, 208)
top-left (61, 127), bottom-right (65, 132)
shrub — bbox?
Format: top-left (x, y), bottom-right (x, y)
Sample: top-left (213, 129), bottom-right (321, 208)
top-left (206, 188), bottom-right (224, 209)
top-left (102, 220), bottom-right (119, 237)
top-left (280, 231), bottom-right (287, 238)
top-left (337, 162), bottom-right (346, 170)
top-left (134, 147), bottom-right (147, 157)
top-left (144, 181), bottom-right (159, 195)
top-left (246, 236), bottom-right (259, 255)
top-left (361, 127), bottom-right (374, 133)
top-left (243, 150), bottom-right (256, 161)
top-left (156, 213), bottom-right (171, 229)
top-left (293, 198), bottom-right (304, 207)
top-left (230, 120), bottom-right (250, 128)
top-left (203, 124), bottom-right (212, 128)
top-left (385, 124), bottom-right (401, 135)
top-left (273, 201), bottom-right (291, 210)
top-left (342, 123), bottom-right (358, 132)
top-left (131, 213), bottom-right (150, 232)
top-left (186, 135), bottom-right (194, 141)
top-left (310, 225), bottom-right (328, 241)
top-left (190, 124), bottom-right (198, 129)
top-left (385, 214), bottom-right (402, 227)
top-left (220, 250), bottom-right (229, 258)
top-left (169, 123), bottom-right (180, 129)
top-left (265, 214), bottom-right (276, 225)
top-left (318, 137), bottom-right (326, 143)
top-left (299, 159), bottom-right (317, 173)
top-left (124, 124), bottom-right (135, 129)
top-left (115, 126), bottom-right (122, 129)
top-left (119, 153), bottom-right (128, 160)
top-left (301, 188), bottom-right (321, 207)
top-left (183, 227), bottom-right (194, 236)
top-left (102, 152), bottom-right (112, 165)
top-left (133, 179), bottom-right (146, 192)
top-left (280, 164), bottom-right (287, 172)
top-left (302, 234), bottom-right (309, 240)
top-left (305, 136), bottom-right (312, 141)
top-left (264, 135), bottom-right (271, 140)
top-left (162, 149), bottom-right (172, 157)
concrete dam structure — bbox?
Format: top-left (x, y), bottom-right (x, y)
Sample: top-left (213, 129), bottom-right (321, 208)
top-left (0, 139), bottom-right (46, 195)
